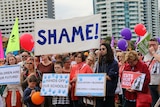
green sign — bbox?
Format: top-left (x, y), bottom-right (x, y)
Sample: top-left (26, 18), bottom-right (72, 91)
top-left (137, 33), bottom-right (151, 55)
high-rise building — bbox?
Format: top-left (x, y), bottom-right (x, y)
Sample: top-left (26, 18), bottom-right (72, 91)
top-left (0, 0), bottom-right (55, 37)
top-left (143, 0), bottom-right (160, 37)
top-left (93, 0), bottom-right (144, 40)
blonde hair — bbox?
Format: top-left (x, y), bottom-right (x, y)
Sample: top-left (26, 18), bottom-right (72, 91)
top-left (125, 50), bottom-right (139, 62)
top-left (117, 52), bottom-right (126, 63)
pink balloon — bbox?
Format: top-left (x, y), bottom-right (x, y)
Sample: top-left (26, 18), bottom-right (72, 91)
top-left (20, 33), bottom-right (34, 51)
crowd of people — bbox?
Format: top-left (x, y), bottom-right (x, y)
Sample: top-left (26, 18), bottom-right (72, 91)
top-left (0, 37), bottom-right (160, 107)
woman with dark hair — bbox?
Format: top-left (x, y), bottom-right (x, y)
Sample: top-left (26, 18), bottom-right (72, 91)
top-left (96, 43), bottom-right (119, 107)
top-left (70, 52), bottom-right (93, 107)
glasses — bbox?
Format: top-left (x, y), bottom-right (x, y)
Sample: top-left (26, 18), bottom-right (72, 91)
top-left (150, 38), bottom-right (158, 42)
top-left (99, 48), bottom-right (106, 51)
top-left (87, 59), bottom-right (93, 62)
top-left (22, 55), bottom-right (28, 57)
top-left (26, 63), bottom-right (33, 65)
top-left (76, 56), bottom-right (82, 58)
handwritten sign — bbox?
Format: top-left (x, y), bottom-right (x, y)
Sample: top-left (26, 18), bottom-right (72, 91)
top-left (34, 14), bottom-right (101, 55)
top-left (121, 71), bottom-right (146, 91)
top-left (75, 73), bottom-right (106, 97)
top-left (0, 65), bottom-right (20, 84)
top-left (41, 74), bottom-right (70, 96)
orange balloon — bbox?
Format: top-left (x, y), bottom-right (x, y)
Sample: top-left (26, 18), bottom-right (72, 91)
top-left (31, 92), bottom-right (44, 105)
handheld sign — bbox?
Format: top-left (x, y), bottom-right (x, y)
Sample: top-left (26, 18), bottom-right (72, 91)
top-left (0, 65), bottom-right (20, 84)
top-left (75, 73), bottom-right (106, 97)
top-left (41, 74), bottom-right (70, 96)
top-left (121, 71), bottom-right (146, 91)
top-left (34, 14), bottom-right (101, 55)
top-left (137, 32), bottom-right (151, 55)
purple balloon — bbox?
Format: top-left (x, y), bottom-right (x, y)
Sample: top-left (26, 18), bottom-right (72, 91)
top-left (120, 28), bottom-right (132, 40)
top-left (118, 39), bottom-right (128, 51)
top-left (134, 36), bottom-right (141, 48)
top-left (156, 38), bottom-right (160, 44)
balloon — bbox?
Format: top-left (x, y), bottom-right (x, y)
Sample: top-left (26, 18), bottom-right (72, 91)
top-left (20, 33), bottom-right (34, 51)
top-left (134, 37), bottom-right (141, 48)
top-left (31, 92), bottom-right (44, 105)
top-left (156, 38), bottom-right (160, 44)
top-left (117, 39), bottom-right (128, 51)
top-left (120, 28), bottom-right (132, 40)
top-left (110, 36), bottom-right (114, 47)
top-left (134, 23), bottom-right (147, 36)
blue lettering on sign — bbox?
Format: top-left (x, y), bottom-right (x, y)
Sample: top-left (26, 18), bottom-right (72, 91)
top-left (48, 30), bottom-right (57, 44)
top-left (58, 28), bottom-right (70, 43)
top-left (72, 26), bottom-right (84, 42)
top-left (36, 23), bottom-right (99, 45)
top-left (86, 24), bottom-right (93, 40)
top-left (37, 30), bottom-right (47, 45)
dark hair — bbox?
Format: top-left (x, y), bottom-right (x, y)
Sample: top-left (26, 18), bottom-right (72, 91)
top-left (28, 75), bottom-right (37, 82)
top-left (99, 43), bottom-right (114, 64)
top-left (7, 56), bottom-right (17, 65)
top-left (55, 54), bottom-right (63, 60)
top-left (149, 38), bottom-right (158, 42)
top-left (54, 61), bottom-right (63, 68)
top-left (75, 52), bottom-right (86, 62)
top-left (62, 56), bottom-right (70, 63)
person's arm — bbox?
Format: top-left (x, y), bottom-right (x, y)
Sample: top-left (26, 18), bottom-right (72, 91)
top-left (141, 63), bottom-right (150, 92)
top-left (70, 66), bottom-right (76, 83)
top-left (152, 52), bottom-right (160, 62)
top-left (149, 46), bottom-right (160, 62)
top-left (107, 61), bottom-right (119, 80)
top-left (158, 83), bottom-right (160, 95)
top-left (23, 89), bottom-right (31, 104)
top-left (23, 89), bottom-right (35, 104)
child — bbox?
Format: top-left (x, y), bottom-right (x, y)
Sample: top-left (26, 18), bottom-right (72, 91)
top-left (23, 74), bottom-right (41, 107)
top-left (52, 61), bottom-right (70, 107)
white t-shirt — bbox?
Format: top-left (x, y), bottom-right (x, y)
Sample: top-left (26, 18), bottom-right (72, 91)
top-left (143, 48), bottom-right (160, 85)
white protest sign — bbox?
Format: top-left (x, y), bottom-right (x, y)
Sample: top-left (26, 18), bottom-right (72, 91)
top-left (41, 73), bottom-right (70, 96)
top-left (75, 73), bottom-right (106, 97)
top-left (0, 65), bottom-right (20, 84)
top-left (34, 14), bottom-right (101, 55)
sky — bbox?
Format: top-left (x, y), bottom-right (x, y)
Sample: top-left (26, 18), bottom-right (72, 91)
top-left (54, 0), bottom-right (93, 19)
top-left (55, 0), bottom-right (160, 20)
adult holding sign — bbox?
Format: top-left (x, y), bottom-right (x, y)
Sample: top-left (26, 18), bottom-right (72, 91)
top-left (70, 52), bottom-right (93, 107)
top-left (143, 38), bottom-right (160, 107)
top-left (96, 43), bottom-right (119, 107)
top-left (123, 50), bottom-right (151, 107)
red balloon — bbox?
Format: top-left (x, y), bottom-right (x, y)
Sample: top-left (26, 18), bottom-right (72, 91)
top-left (31, 92), bottom-right (44, 105)
top-left (134, 23), bottom-right (147, 36)
top-left (20, 33), bottom-right (34, 51)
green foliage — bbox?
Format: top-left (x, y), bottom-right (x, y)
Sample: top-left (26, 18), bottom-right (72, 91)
top-left (105, 36), bottom-right (111, 44)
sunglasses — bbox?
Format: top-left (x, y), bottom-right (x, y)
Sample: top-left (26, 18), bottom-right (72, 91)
top-left (99, 48), bottom-right (106, 51)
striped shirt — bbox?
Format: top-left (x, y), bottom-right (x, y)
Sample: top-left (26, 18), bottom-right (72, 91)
top-left (52, 96), bottom-right (70, 105)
